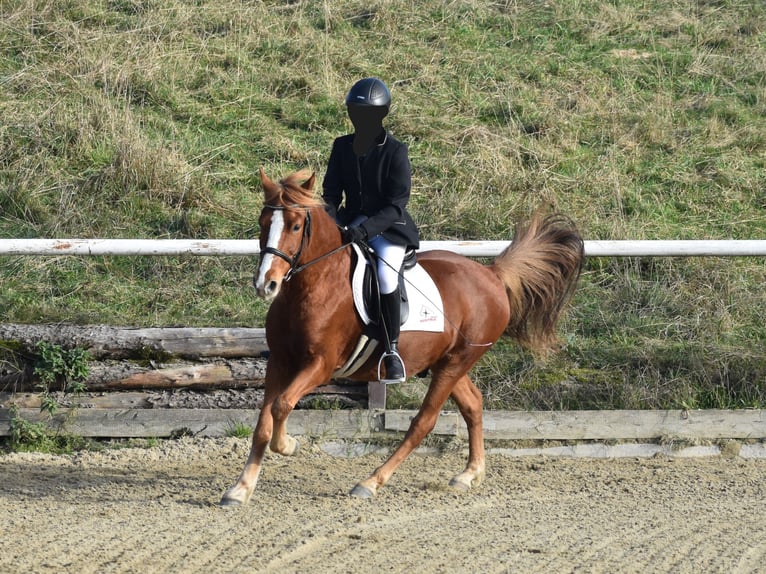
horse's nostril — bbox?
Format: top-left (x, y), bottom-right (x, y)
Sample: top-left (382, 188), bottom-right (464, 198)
top-left (256, 280), bottom-right (280, 300)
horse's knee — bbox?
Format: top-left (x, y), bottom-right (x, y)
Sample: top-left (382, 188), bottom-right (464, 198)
top-left (271, 396), bottom-right (292, 421)
top-left (252, 425), bottom-right (272, 449)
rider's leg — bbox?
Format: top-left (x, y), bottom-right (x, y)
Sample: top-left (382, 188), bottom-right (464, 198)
top-left (379, 291), bottom-right (405, 383)
top-left (369, 236), bottom-right (407, 383)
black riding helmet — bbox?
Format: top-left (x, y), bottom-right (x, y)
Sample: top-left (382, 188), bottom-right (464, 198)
top-left (345, 77), bottom-right (391, 112)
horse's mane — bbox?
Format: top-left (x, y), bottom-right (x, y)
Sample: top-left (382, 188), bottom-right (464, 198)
top-left (264, 170), bottom-right (324, 209)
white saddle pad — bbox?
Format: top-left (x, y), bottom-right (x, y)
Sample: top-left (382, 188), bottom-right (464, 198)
top-left (350, 244), bottom-right (444, 333)
top-left (332, 247), bottom-right (445, 379)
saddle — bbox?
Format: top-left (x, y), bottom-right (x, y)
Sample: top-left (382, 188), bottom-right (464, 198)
top-left (333, 244), bottom-right (444, 379)
top-left (355, 243), bottom-right (417, 327)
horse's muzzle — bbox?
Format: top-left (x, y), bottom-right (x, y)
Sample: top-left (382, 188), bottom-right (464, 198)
top-left (254, 275), bottom-right (280, 300)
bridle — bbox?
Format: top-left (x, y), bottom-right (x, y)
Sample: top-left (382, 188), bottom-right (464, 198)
top-left (260, 204), bottom-right (349, 282)
top-left (260, 205), bottom-right (312, 281)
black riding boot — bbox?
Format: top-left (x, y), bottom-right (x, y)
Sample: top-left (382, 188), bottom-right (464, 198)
top-left (379, 291), bottom-right (406, 384)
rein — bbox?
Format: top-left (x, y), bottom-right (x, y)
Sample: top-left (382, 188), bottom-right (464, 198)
top-left (286, 242), bottom-right (350, 280)
top-left (261, 204), bottom-right (351, 282)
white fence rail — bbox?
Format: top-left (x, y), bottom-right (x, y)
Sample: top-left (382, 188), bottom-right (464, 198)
top-left (1, 238), bottom-right (766, 257)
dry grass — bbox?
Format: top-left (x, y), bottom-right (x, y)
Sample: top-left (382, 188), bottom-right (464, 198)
top-left (1, 0), bottom-right (765, 408)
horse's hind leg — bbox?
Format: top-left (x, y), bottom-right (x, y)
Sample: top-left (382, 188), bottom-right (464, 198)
top-left (350, 370), bottom-right (458, 498)
top-left (447, 374), bottom-right (485, 491)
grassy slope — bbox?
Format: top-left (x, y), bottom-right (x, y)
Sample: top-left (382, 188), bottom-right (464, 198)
top-left (1, 0), bottom-right (765, 409)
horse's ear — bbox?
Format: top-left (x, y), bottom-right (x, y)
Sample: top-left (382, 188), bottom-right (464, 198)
top-left (259, 167), bottom-right (280, 202)
top-left (259, 167), bottom-right (271, 189)
top-left (303, 172), bottom-right (316, 191)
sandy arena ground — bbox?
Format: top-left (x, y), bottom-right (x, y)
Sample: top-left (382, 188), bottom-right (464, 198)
top-left (1, 436), bottom-right (765, 574)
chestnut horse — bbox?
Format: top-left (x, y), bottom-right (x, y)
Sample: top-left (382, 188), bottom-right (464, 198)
top-left (220, 168), bottom-right (584, 505)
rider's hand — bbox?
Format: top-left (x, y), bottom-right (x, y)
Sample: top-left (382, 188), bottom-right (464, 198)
top-left (342, 225), bottom-right (367, 244)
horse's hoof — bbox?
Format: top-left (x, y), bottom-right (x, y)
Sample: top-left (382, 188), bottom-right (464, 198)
top-left (448, 477), bottom-right (471, 491)
top-left (349, 484), bottom-right (375, 499)
top-left (449, 469), bottom-right (483, 491)
top-left (219, 496), bottom-right (243, 508)
top-left (273, 435), bottom-right (300, 456)
top-left (219, 486), bottom-right (250, 507)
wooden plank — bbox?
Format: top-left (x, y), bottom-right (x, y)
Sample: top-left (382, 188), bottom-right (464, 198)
top-left (3, 407), bottom-right (765, 440)
top-left (0, 407), bottom-right (382, 439)
top-left (384, 409), bottom-right (766, 440)
top-left (0, 392), bottom-right (152, 409)
top-left (367, 381), bottom-right (387, 410)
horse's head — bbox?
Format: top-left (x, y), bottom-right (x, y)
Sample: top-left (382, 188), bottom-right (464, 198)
top-left (254, 168), bottom-right (319, 300)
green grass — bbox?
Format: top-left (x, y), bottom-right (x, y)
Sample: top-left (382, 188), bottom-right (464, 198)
top-left (1, 0), bottom-right (766, 409)
top-left (225, 421), bottom-right (253, 439)
top-left (2, 405), bottom-right (101, 454)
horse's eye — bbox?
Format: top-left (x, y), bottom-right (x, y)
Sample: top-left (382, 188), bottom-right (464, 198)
top-left (292, 224), bottom-right (301, 232)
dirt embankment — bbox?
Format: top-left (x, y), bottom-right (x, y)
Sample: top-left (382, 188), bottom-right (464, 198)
top-left (1, 437), bottom-right (765, 574)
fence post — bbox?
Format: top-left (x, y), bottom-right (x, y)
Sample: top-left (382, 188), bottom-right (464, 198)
top-left (367, 380), bottom-right (387, 410)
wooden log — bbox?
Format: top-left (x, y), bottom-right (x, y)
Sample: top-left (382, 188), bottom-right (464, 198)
top-left (2, 359), bottom-right (370, 396)
top-left (94, 364), bottom-right (238, 390)
top-left (0, 357), bottom-right (268, 392)
top-left (0, 324), bottom-right (269, 359)
top-left (0, 384), bottom-right (368, 411)
top-left (0, 324), bottom-right (373, 396)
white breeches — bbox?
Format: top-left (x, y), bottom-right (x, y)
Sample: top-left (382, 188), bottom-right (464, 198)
top-left (347, 215), bottom-right (406, 295)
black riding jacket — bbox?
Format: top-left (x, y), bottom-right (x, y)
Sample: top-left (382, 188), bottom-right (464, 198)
top-left (322, 131), bottom-right (420, 250)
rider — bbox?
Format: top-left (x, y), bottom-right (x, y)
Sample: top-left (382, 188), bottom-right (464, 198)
top-left (322, 77), bottom-right (420, 384)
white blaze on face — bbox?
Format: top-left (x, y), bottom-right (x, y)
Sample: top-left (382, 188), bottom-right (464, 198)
top-left (255, 209), bottom-right (285, 291)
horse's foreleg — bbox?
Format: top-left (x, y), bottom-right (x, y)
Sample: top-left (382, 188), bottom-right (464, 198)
top-left (220, 404), bottom-right (274, 507)
top-left (269, 402), bottom-right (300, 456)
top-left (269, 358), bottom-right (328, 456)
top-left (447, 374), bottom-right (485, 491)
top-left (351, 376), bottom-right (455, 498)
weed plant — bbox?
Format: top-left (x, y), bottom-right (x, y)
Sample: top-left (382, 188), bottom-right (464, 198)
top-left (225, 422), bottom-right (253, 439)
top-left (1, 1), bottom-right (765, 409)
top-left (3, 405), bottom-right (98, 454)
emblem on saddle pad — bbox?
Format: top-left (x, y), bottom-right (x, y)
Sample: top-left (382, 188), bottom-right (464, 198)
top-left (332, 244), bottom-right (444, 379)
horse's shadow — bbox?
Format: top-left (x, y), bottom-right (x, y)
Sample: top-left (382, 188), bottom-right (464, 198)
top-left (0, 457), bottom-right (227, 507)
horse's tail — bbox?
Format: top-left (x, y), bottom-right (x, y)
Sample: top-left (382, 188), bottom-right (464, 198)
top-left (491, 210), bottom-right (584, 356)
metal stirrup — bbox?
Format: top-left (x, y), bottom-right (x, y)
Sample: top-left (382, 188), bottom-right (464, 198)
top-left (377, 350), bottom-right (406, 384)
